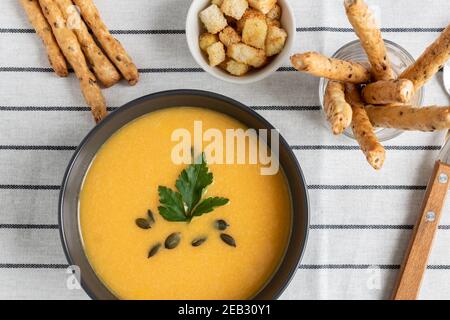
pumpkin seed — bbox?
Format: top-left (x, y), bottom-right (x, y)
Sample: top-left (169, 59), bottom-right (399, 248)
top-left (136, 218), bottom-right (151, 229)
top-left (214, 219), bottom-right (229, 231)
top-left (191, 237), bottom-right (207, 247)
top-left (148, 243), bottom-right (161, 258)
top-left (147, 209), bottom-right (155, 225)
top-left (220, 233), bottom-right (236, 247)
top-left (165, 232), bottom-right (181, 249)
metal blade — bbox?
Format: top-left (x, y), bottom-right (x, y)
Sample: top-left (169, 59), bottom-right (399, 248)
top-left (438, 134), bottom-right (450, 164)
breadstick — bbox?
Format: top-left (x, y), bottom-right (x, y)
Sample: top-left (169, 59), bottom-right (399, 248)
top-left (72, 0), bottom-right (139, 85)
top-left (291, 52), bottom-right (371, 84)
top-left (400, 24), bottom-right (450, 91)
top-left (324, 81), bottom-right (353, 135)
top-left (345, 84), bottom-right (385, 170)
top-left (39, 0), bottom-right (106, 122)
top-left (55, 0), bottom-right (120, 88)
top-left (20, 0), bottom-right (68, 77)
top-left (344, 0), bottom-right (394, 81)
top-left (362, 79), bottom-right (414, 105)
top-left (366, 105), bottom-right (450, 132)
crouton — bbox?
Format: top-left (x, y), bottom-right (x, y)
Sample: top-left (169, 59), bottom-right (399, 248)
top-left (266, 18), bottom-right (281, 28)
top-left (221, 0), bottom-right (248, 20)
top-left (265, 25), bottom-right (287, 56)
top-left (219, 26), bottom-right (241, 47)
top-left (248, 0), bottom-right (277, 14)
top-left (207, 41), bottom-right (226, 66)
top-left (199, 4), bottom-right (228, 34)
top-left (227, 43), bottom-right (267, 67)
top-left (211, 0), bottom-right (224, 6)
top-left (242, 11), bottom-right (268, 49)
top-left (225, 59), bottom-right (250, 76)
top-left (199, 33), bottom-right (219, 51)
top-left (236, 8), bottom-right (261, 33)
top-left (266, 3), bottom-right (281, 20)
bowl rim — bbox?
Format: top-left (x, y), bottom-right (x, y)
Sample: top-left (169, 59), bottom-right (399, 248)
top-left (185, 0), bottom-right (296, 84)
top-left (318, 39), bottom-right (425, 142)
top-left (58, 89), bottom-right (310, 300)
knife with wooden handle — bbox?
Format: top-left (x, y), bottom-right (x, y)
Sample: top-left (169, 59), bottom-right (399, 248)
top-left (392, 138), bottom-right (450, 300)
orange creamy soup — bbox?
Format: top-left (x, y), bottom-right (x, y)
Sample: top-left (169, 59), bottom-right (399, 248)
top-left (79, 107), bottom-right (291, 299)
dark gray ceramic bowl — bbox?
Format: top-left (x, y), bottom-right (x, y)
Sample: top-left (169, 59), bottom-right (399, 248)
top-left (59, 90), bottom-right (309, 300)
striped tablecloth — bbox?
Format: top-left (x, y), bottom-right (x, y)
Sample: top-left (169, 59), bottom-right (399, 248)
top-left (1, 0), bottom-right (449, 300)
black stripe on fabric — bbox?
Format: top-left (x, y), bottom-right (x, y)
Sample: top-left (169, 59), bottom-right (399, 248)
top-left (0, 224), bottom-right (58, 229)
top-left (1, 27), bottom-right (444, 34)
top-left (292, 145), bottom-right (441, 151)
top-left (299, 264), bottom-right (400, 270)
top-left (310, 224), bottom-right (450, 230)
top-left (1, 264), bottom-right (448, 270)
top-left (0, 264), bottom-right (69, 269)
top-left (138, 67), bottom-right (204, 73)
top-left (0, 66), bottom-right (442, 73)
top-left (0, 144), bottom-right (440, 151)
top-left (0, 185), bottom-right (60, 190)
top-left (296, 27), bottom-right (445, 33)
top-left (0, 28), bottom-right (186, 34)
top-left (0, 28), bottom-right (34, 34)
top-left (310, 224), bottom-right (413, 230)
top-left (110, 29), bottom-right (186, 35)
top-left (299, 264), bottom-right (450, 270)
top-left (4, 224), bottom-right (449, 231)
top-left (0, 106), bottom-right (118, 112)
top-left (308, 185), bottom-right (426, 190)
top-left (0, 105), bottom-right (320, 112)
top-left (0, 145), bottom-right (77, 151)
top-left (252, 105), bottom-right (321, 111)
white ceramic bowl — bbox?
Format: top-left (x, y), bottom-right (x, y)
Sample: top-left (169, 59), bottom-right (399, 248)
top-left (186, 0), bottom-right (296, 84)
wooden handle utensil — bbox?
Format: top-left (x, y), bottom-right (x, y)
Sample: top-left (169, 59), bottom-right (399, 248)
top-left (392, 160), bottom-right (450, 300)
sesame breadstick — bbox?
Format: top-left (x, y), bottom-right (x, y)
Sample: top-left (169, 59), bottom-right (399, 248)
top-left (55, 0), bottom-right (121, 88)
top-left (20, 0), bottom-right (68, 77)
top-left (290, 52), bottom-right (371, 84)
top-left (366, 105), bottom-right (450, 132)
top-left (39, 0), bottom-right (106, 122)
top-left (345, 84), bottom-right (385, 170)
top-left (324, 81), bottom-right (353, 135)
top-left (344, 0), bottom-right (395, 81)
top-left (72, 0), bottom-right (139, 85)
top-left (400, 24), bottom-right (450, 92)
top-left (362, 79), bottom-right (414, 105)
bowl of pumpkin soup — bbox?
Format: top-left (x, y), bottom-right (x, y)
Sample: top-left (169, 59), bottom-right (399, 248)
top-left (59, 90), bottom-right (309, 300)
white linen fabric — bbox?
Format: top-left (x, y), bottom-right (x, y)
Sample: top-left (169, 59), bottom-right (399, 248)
top-left (0, 0), bottom-right (449, 300)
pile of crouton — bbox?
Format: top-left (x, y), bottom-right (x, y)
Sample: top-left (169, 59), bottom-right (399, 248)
top-left (199, 0), bottom-right (288, 76)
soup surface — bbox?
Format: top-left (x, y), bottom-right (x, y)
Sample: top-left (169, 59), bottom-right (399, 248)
top-left (79, 107), bottom-right (291, 299)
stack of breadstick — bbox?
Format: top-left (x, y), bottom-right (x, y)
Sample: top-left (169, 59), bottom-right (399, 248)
top-left (20, 0), bottom-right (139, 123)
top-left (290, 0), bottom-right (450, 170)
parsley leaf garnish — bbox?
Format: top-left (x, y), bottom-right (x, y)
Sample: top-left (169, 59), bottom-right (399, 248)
top-left (158, 154), bottom-right (229, 222)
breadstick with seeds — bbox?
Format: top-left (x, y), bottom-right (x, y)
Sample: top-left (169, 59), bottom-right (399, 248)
top-left (366, 105), bottom-right (450, 132)
top-left (344, 0), bottom-right (394, 81)
top-left (55, 0), bottom-right (120, 88)
top-left (20, 0), bottom-right (68, 77)
top-left (400, 24), bottom-right (450, 91)
top-left (362, 79), bottom-right (414, 105)
top-left (39, 0), bottom-right (106, 122)
top-left (291, 52), bottom-right (371, 84)
top-left (345, 84), bottom-right (385, 170)
top-left (324, 81), bottom-right (353, 135)
top-left (72, 0), bottom-right (139, 85)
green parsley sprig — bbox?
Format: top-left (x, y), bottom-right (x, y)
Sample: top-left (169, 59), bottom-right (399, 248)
top-left (158, 154), bottom-right (229, 222)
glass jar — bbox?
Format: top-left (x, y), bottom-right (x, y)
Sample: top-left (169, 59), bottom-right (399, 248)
top-left (319, 39), bottom-right (424, 142)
